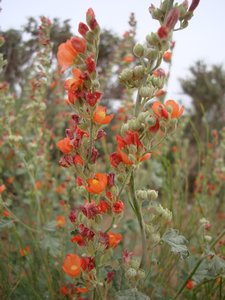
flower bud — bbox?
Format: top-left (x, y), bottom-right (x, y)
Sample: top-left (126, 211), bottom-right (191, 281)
top-left (144, 48), bottom-right (158, 61)
top-left (204, 235), bottom-right (212, 242)
top-left (139, 86), bottom-right (152, 98)
top-left (146, 33), bottom-right (160, 46)
top-left (133, 43), bottom-right (145, 57)
top-left (165, 8), bottom-right (180, 30)
top-left (137, 269), bottom-right (145, 279)
top-left (119, 69), bottom-right (133, 82)
top-left (189, 0), bottom-right (200, 12)
top-left (147, 190), bottom-right (158, 201)
top-left (126, 268), bottom-right (137, 278)
top-left (133, 66), bottom-right (145, 79)
top-left (130, 258), bottom-right (140, 269)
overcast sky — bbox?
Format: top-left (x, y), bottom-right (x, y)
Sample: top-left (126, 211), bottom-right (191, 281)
top-left (1, 0), bottom-right (225, 106)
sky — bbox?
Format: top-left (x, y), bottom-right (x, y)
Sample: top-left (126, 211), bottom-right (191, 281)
top-left (1, 0), bottom-right (225, 106)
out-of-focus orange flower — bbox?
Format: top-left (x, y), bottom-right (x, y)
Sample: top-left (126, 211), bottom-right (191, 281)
top-left (50, 80), bottom-right (57, 89)
top-left (57, 137), bottom-right (73, 154)
top-left (60, 285), bottom-right (69, 295)
top-left (155, 89), bottom-right (166, 98)
top-left (152, 100), bottom-right (184, 119)
top-left (2, 210), bottom-right (10, 218)
top-left (57, 39), bottom-right (77, 71)
top-left (186, 279), bottom-right (195, 290)
top-left (73, 155), bottom-right (84, 166)
top-left (64, 69), bottom-right (83, 92)
top-left (56, 215), bottom-right (66, 227)
top-left (71, 36), bottom-right (86, 53)
top-left (71, 235), bottom-right (85, 246)
top-left (56, 183), bottom-right (66, 194)
top-left (93, 106), bottom-right (114, 125)
top-left (85, 173), bottom-right (108, 194)
top-left (0, 184), bottom-right (6, 194)
top-left (163, 51), bottom-right (172, 62)
top-left (108, 231), bottom-right (122, 248)
top-left (20, 246), bottom-right (30, 257)
top-left (123, 55), bottom-right (134, 63)
top-left (63, 254), bottom-right (82, 277)
top-left (6, 177), bottom-right (14, 184)
top-left (35, 181), bottom-right (42, 190)
top-left (76, 286), bottom-right (89, 294)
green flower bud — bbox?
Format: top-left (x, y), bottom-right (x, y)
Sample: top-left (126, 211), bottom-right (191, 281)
top-left (133, 43), bottom-right (145, 57)
top-left (137, 269), bottom-right (146, 279)
top-left (119, 68), bottom-right (133, 82)
top-left (144, 48), bottom-right (158, 61)
top-left (126, 268), bottom-right (137, 278)
top-left (130, 258), bottom-right (140, 269)
top-left (121, 123), bottom-right (129, 136)
top-left (146, 33), bottom-right (160, 47)
top-left (204, 235), bottom-right (212, 242)
top-left (147, 190), bottom-right (158, 201)
top-left (139, 86), bottom-right (152, 98)
top-left (146, 116), bottom-right (156, 126)
top-left (137, 190), bottom-right (148, 200)
top-left (133, 66), bottom-right (145, 80)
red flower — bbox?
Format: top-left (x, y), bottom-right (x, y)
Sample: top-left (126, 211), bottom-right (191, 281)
top-left (85, 56), bottom-right (96, 73)
top-left (71, 235), bottom-right (86, 246)
top-left (110, 152), bottom-right (122, 168)
top-left (86, 91), bottom-right (102, 106)
top-left (60, 285), bottom-right (69, 296)
top-left (57, 138), bottom-right (73, 154)
top-left (157, 26), bottom-right (169, 39)
top-left (73, 155), bottom-right (84, 166)
top-left (78, 22), bottom-right (89, 36)
top-left (112, 201), bottom-right (124, 214)
top-left (85, 173), bottom-right (108, 194)
top-left (186, 279), bottom-right (195, 290)
top-left (63, 254), bottom-right (82, 277)
top-left (93, 106), bottom-right (114, 125)
top-left (98, 200), bottom-right (110, 214)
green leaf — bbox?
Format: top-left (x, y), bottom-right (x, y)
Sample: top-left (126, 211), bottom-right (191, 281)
top-left (208, 255), bottom-right (225, 277)
top-left (115, 288), bottom-right (150, 300)
top-left (40, 234), bottom-right (61, 257)
top-left (0, 220), bottom-right (14, 230)
top-left (42, 220), bottom-right (57, 232)
top-left (161, 228), bottom-right (189, 259)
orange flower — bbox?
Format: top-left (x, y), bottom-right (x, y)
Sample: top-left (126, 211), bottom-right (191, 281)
top-left (63, 254), bottom-right (82, 277)
top-left (108, 231), bottom-right (122, 248)
top-left (73, 154), bottom-right (84, 166)
top-left (57, 39), bottom-right (77, 71)
top-left (56, 215), bottom-right (66, 227)
top-left (0, 184), bottom-right (6, 194)
top-left (85, 173), bottom-right (108, 194)
top-left (20, 246), bottom-right (30, 257)
top-left (60, 286), bottom-right (69, 296)
top-left (35, 181), bottom-right (42, 190)
top-left (152, 100), bottom-right (184, 119)
top-left (57, 137), bottom-right (73, 154)
top-left (76, 286), bottom-right (89, 294)
top-left (93, 106), bottom-right (114, 125)
top-left (2, 210), bottom-right (10, 218)
top-left (64, 68), bottom-right (83, 92)
top-left (163, 51), bottom-right (172, 62)
top-left (6, 177), bottom-right (14, 184)
top-left (186, 279), bottom-right (195, 290)
top-left (123, 55), bottom-right (134, 63)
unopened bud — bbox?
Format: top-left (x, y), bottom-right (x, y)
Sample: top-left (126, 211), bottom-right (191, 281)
top-left (146, 33), bottom-right (160, 46)
top-left (204, 235), bottom-right (212, 242)
top-left (144, 48), bottom-right (158, 61)
top-left (126, 268), bottom-right (137, 278)
top-left (139, 86), bottom-right (152, 98)
top-left (133, 43), bottom-right (145, 57)
top-left (147, 190), bottom-right (158, 201)
top-left (165, 8), bottom-right (180, 30)
top-left (189, 0), bottom-right (200, 12)
top-left (133, 66), bottom-right (145, 79)
top-left (137, 269), bottom-right (145, 279)
top-left (119, 69), bottom-right (133, 82)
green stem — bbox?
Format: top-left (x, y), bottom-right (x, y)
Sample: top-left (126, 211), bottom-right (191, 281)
top-left (117, 168), bottom-right (133, 198)
top-left (129, 172), bottom-right (147, 269)
top-left (173, 228), bottom-right (225, 300)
